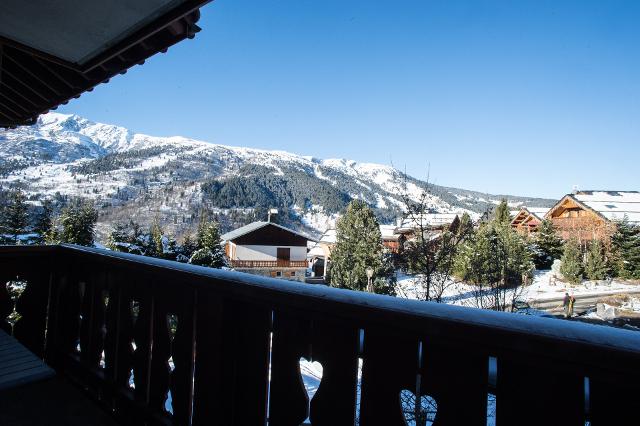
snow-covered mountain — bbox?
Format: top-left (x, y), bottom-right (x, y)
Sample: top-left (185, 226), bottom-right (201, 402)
top-left (0, 113), bottom-right (554, 240)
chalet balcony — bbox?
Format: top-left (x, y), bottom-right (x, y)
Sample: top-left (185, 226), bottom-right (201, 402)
top-left (230, 259), bottom-right (309, 268)
top-left (1, 244), bottom-right (639, 425)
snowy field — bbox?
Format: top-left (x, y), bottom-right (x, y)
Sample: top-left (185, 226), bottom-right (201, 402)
top-left (397, 270), bottom-right (640, 307)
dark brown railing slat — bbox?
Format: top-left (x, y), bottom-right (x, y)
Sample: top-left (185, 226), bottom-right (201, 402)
top-left (420, 339), bottom-right (488, 425)
top-left (268, 310), bottom-right (311, 425)
top-left (497, 359), bottom-right (585, 425)
top-left (359, 329), bottom-right (420, 426)
top-left (13, 266), bottom-right (50, 358)
top-left (169, 287), bottom-right (197, 425)
top-left (308, 319), bottom-right (359, 426)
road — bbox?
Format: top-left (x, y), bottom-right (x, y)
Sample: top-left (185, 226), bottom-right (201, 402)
top-left (528, 289), bottom-right (640, 316)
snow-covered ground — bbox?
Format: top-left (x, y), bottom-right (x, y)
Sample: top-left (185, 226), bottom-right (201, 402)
top-left (397, 270), bottom-right (640, 308)
top-left (520, 270), bottom-right (640, 302)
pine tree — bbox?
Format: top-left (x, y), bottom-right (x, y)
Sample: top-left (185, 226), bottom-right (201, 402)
top-left (611, 217), bottom-right (640, 279)
top-left (531, 219), bottom-right (564, 269)
top-left (329, 200), bottom-right (395, 294)
top-left (181, 234), bottom-right (198, 259)
top-left (454, 212), bottom-right (533, 310)
top-left (493, 199), bottom-right (511, 226)
top-left (560, 238), bottom-right (583, 284)
top-left (150, 216), bottom-right (164, 257)
top-left (34, 199), bottom-right (53, 244)
top-left (190, 216), bottom-right (226, 268)
top-left (59, 199), bottom-right (98, 246)
top-left (2, 189), bottom-right (29, 244)
top-left (584, 239), bottom-right (608, 280)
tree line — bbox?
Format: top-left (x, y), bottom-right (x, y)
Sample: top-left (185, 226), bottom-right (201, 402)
top-left (0, 189), bottom-right (98, 246)
top-left (106, 212), bottom-right (226, 268)
top-left (326, 194), bottom-right (640, 311)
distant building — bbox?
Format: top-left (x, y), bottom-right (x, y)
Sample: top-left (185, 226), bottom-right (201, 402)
top-left (510, 207), bottom-right (550, 234)
top-left (308, 214), bottom-right (463, 281)
top-left (221, 221), bottom-right (315, 282)
top-left (545, 190), bottom-right (640, 242)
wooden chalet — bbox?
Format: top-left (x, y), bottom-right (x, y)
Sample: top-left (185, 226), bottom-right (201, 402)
top-left (221, 221), bottom-right (314, 281)
top-left (511, 207), bottom-right (550, 234)
top-left (545, 190), bottom-right (640, 242)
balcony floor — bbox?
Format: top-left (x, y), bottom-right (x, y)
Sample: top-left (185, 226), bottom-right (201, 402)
top-left (0, 376), bottom-right (118, 426)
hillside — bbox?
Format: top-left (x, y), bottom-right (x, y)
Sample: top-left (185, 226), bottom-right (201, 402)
top-left (0, 113), bottom-right (555, 241)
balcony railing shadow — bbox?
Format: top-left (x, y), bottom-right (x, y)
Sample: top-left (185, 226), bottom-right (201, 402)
top-left (1, 244), bottom-right (639, 425)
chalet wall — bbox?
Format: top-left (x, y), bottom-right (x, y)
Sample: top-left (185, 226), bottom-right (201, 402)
top-left (233, 245), bottom-right (307, 261)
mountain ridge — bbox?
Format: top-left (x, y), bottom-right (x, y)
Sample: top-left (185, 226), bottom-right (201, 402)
top-left (0, 113), bottom-right (556, 241)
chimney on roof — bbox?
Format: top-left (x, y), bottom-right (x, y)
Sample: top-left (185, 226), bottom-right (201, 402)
top-left (268, 208), bottom-right (278, 222)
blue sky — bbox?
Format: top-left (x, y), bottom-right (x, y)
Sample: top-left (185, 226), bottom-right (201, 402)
top-left (57, 0), bottom-right (640, 199)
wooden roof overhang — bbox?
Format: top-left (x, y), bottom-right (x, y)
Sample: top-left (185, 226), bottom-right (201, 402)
top-left (511, 209), bottom-right (530, 227)
top-left (0, 0), bottom-right (211, 128)
top-left (544, 194), bottom-right (609, 222)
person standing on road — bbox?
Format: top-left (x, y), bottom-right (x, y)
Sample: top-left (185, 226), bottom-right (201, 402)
top-left (563, 293), bottom-right (571, 318)
top-left (568, 293), bottom-right (576, 318)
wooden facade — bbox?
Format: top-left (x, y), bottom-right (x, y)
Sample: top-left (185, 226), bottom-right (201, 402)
top-left (511, 208), bottom-right (548, 235)
top-left (546, 195), bottom-right (615, 243)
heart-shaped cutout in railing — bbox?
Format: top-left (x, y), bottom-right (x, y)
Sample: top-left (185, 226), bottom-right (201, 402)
top-left (299, 357), bottom-right (324, 402)
top-left (400, 389), bottom-right (437, 426)
top-left (299, 357), bottom-right (323, 424)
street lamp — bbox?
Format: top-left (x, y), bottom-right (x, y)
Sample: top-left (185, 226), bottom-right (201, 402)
top-left (366, 266), bottom-right (374, 293)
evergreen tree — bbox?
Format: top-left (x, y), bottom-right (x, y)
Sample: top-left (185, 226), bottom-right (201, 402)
top-left (190, 216), bottom-right (226, 268)
top-left (34, 199), bottom-right (53, 244)
top-left (1, 189), bottom-right (29, 243)
top-left (107, 220), bottom-right (145, 255)
top-left (611, 217), bottom-right (640, 279)
top-left (531, 219), bottom-right (564, 269)
top-left (150, 216), bottom-right (164, 257)
top-left (559, 238), bottom-right (583, 284)
top-left (493, 199), bottom-right (511, 226)
top-left (329, 200), bottom-right (395, 294)
top-left (454, 214), bottom-right (533, 310)
top-left (181, 234), bottom-right (198, 259)
top-left (584, 239), bottom-right (608, 280)
top-left (59, 199), bottom-right (98, 246)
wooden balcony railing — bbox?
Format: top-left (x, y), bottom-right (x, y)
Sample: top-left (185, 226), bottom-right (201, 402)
top-left (1, 244), bottom-right (640, 425)
top-left (230, 259), bottom-right (308, 268)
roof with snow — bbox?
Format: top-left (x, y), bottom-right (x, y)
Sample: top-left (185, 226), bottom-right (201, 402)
top-left (0, 0), bottom-right (210, 128)
top-left (570, 191), bottom-right (640, 224)
top-left (221, 221), bottom-right (317, 244)
top-left (398, 213), bottom-right (461, 230)
top-left (517, 207), bottom-right (550, 221)
top-left (317, 228), bottom-right (338, 245)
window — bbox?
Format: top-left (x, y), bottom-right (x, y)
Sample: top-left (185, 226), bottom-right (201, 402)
top-left (290, 271), bottom-right (296, 277)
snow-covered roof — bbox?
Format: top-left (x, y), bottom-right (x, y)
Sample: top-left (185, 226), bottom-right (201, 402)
top-left (379, 224), bottom-right (399, 240)
top-left (221, 221), bottom-right (316, 242)
top-left (318, 228), bottom-right (337, 244)
top-left (572, 191), bottom-right (640, 224)
top-left (307, 245), bottom-right (326, 257)
top-left (399, 213), bottom-right (460, 230)
top-left (523, 207), bottom-right (551, 220)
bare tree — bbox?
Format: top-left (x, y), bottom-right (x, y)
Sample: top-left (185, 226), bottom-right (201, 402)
top-left (396, 173), bottom-right (473, 302)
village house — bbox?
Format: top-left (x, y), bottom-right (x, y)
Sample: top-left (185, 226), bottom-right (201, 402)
top-left (221, 221), bottom-right (315, 281)
top-left (308, 214), bottom-right (463, 281)
top-left (510, 207), bottom-right (551, 234)
top-left (545, 190), bottom-right (640, 242)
